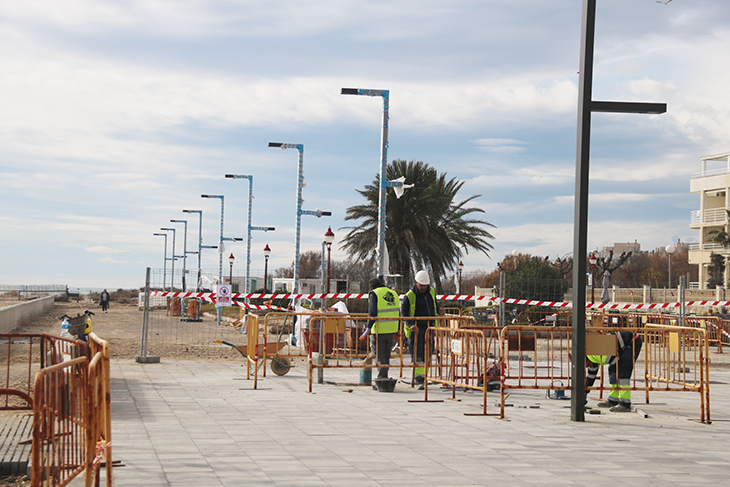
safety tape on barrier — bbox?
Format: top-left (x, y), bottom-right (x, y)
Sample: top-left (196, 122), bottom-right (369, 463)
top-left (149, 291), bottom-right (730, 310)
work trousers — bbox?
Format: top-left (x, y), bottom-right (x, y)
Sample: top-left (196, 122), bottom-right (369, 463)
top-left (371, 333), bottom-right (396, 379)
top-left (607, 337), bottom-right (644, 407)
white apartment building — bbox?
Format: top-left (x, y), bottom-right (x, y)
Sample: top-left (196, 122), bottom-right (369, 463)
top-left (689, 152), bottom-right (730, 289)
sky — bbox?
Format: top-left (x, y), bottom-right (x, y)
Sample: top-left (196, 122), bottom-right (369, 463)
top-left (2, 0), bottom-right (729, 290)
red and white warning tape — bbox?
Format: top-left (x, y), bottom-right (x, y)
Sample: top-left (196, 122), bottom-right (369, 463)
top-left (149, 291), bottom-right (730, 311)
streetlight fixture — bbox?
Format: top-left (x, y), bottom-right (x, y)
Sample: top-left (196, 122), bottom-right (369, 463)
top-left (570, 0), bottom-right (666, 422)
top-left (263, 244), bottom-right (271, 294)
top-left (201, 194), bottom-right (225, 325)
top-left (225, 174), bottom-right (275, 298)
top-left (341, 87), bottom-right (390, 280)
top-left (182, 209), bottom-right (203, 291)
top-left (268, 142), bottom-right (331, 295)
top-left (153, 233), bottom-right (168, 290)
top-left (588, 252), bottom-right (598, 304)
top-left (161, 227), bottom-right (176, 291)
top-left (201, 194), bottom-right (225, 286)
top-left (666, 244), bottom-right (675, 290)
top-left (458, 261), bottom-right (464, 294)
top-left (324, 227), bottom-right (335, 296)
top-left (170, 219), bottom-right (188, 291)
top-left (228, 253), bottom-right (235, 285)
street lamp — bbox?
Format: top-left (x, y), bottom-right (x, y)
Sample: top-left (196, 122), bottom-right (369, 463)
top-left (228, 253), bottom-right (235, 285)
top-left (153, 233), bottom-right (168, 291)
top-left (666, 244), bottom-right (675, 289)
top-left (341, 87), bottom-right (390, 280)
top-left (182, 209), bottom-right (203, 291)
top-left (268, 142), bottom-right (331, 295)
top-left (324, 227), bottom-right (335, 295)
top-left (263, 244), bottom-right (271, 294)
top-left (589, 252), bottom-right (598, 304)
top-left (201, 194), bottom-right (225, 325)
top-left (225, 174), bottom-right (275, 298)
top-left (201, 194), bottom-right (225, 286)
top-left (571, 0), bottom-right (666, 422)
top-left (458, 261), bottom-right (464, 294)
top-left (170, 219), bottom-right (188, 291)
top-left (161, 227), bottom-right (176, 291)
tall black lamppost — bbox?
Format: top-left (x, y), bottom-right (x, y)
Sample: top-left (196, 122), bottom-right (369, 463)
top-left (458, 261), bottom-right (464, 294)
top-left (228, 253), bottom-right (235, 285)
top-left (589, 253), bottom-right (598, 304)
top-left (263, 244), bottom-right (271, 294)
top-left (324, 227), bottom-right (335, 295)
top-left (666, 244), bottom-right (675, 289)
top-left (570, 0), bottom-right (666, 422)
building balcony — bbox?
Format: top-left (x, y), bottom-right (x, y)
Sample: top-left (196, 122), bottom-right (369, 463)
top-left (690, 208), bottom-right (727, 227)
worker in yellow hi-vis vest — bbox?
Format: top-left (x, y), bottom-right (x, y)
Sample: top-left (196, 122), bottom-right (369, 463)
top-left (400, 270), bottom-right (443, 384)
top-left (360, 277), bottom-right (401, 379)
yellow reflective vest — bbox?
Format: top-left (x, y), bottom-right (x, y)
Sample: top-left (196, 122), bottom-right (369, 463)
top-left (371, 287), bottom-right (400, 334)
top-left (404, 287), bottom-right (437, 339)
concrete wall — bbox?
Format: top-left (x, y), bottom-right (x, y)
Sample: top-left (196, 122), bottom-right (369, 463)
top-left (0, 295), bottom-right (55, 333)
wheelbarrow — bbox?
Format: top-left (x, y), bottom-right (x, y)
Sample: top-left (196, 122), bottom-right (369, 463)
top-left (213, 340), bottom-right (294, 376)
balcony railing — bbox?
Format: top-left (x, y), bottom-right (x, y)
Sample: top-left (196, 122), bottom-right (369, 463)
top-left (687, 242), bottom-right (726, 251)
top-left (690, 207), bottom-right (728, 225)
top-left (692, 166), bottom-right (730, 178)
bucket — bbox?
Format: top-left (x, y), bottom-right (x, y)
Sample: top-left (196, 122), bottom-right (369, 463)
top-left (374, 378), bottom-right (396, 393)
top-left (359, 368), bottom-right (372, 385)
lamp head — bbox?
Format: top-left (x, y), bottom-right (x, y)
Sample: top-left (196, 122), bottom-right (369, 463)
top-left (263, 244), bottom-right (271, 257)
top-left (324, 227), bottom-right (335, 244)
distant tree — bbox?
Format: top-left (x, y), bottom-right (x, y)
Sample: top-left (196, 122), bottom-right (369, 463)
top-left (612, 252), bottom-right (651, 287)
top-left (708, 253), bottom-right (725, 289)
top-left (641, 268), bottom-right (662, 288)
top-left (273, 250), bottom-right (322, 279)
top-left (505, 256), bottom-right (569, 302)
top-left (707, 210), bottom-right (730, 287)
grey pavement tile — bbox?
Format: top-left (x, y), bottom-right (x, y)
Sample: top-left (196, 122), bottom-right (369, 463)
top-left (109, 361), bottom-right (730, 487)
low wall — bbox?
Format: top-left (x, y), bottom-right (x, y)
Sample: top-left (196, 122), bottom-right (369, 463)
top-left (0, 296), bottom-right (55, 333)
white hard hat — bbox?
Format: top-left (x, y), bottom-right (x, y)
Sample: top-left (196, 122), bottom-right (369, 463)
top-left (415, 270), bottom-right (430, 285)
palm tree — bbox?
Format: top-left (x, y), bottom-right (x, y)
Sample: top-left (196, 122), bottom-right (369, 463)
top-left (341, 159), bottom-right (495, 291)
top-left (707, 209), bottom-right (730, 288)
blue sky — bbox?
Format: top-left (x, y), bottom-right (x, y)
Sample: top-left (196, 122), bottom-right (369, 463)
top-left (1, 0), bottom-right (729, 290)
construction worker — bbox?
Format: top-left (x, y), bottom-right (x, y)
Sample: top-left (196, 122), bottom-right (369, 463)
top-left (401, 270), bottom-right (442, 384)
top-left (585, 330), bottom-right (643, 412)
top-left (361, 278), bottom-right (400, 379)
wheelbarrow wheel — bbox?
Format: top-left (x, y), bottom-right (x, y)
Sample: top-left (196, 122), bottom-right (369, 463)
top-left (270, 357), bottom-right (291, 376)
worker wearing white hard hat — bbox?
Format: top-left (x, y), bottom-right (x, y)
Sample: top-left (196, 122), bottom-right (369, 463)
top-left (401, 269), bottom-right (442, 384)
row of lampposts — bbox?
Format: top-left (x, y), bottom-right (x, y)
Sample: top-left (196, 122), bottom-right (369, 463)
top-left (153, 85), bottom-right (434, 301)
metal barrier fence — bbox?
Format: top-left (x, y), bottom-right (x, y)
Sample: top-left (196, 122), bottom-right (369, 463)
top-left (1, 334), bottom-right (86, 411)
top-left (412, 325), bottom-right (710, 422)
top-left (0, 333), bottom-right (112, 487)
top-left (496, 325), bottom-right (710, 422)
top-left (644, 324), bottom-right (710, 423)
top-left (224, 311), bottom-right (478, 391)
top-left (415, 327), bottom-right (502, 416)
top-left (31, 332), bottom-right (112, 487)
top-left (298, 314), bottom-right (476, 392)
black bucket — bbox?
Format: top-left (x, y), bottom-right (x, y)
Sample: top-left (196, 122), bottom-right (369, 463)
top-left (374, 378), bottom-right (396, 393)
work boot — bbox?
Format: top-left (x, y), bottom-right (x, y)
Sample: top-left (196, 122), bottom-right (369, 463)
top-left (610, 404), bottom-right (632, 413)
top-left (596, 401), bottom-right (616, 408)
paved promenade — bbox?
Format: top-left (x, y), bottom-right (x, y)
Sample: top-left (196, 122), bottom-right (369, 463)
top-left (108, 360), bottom-right (730, 486)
